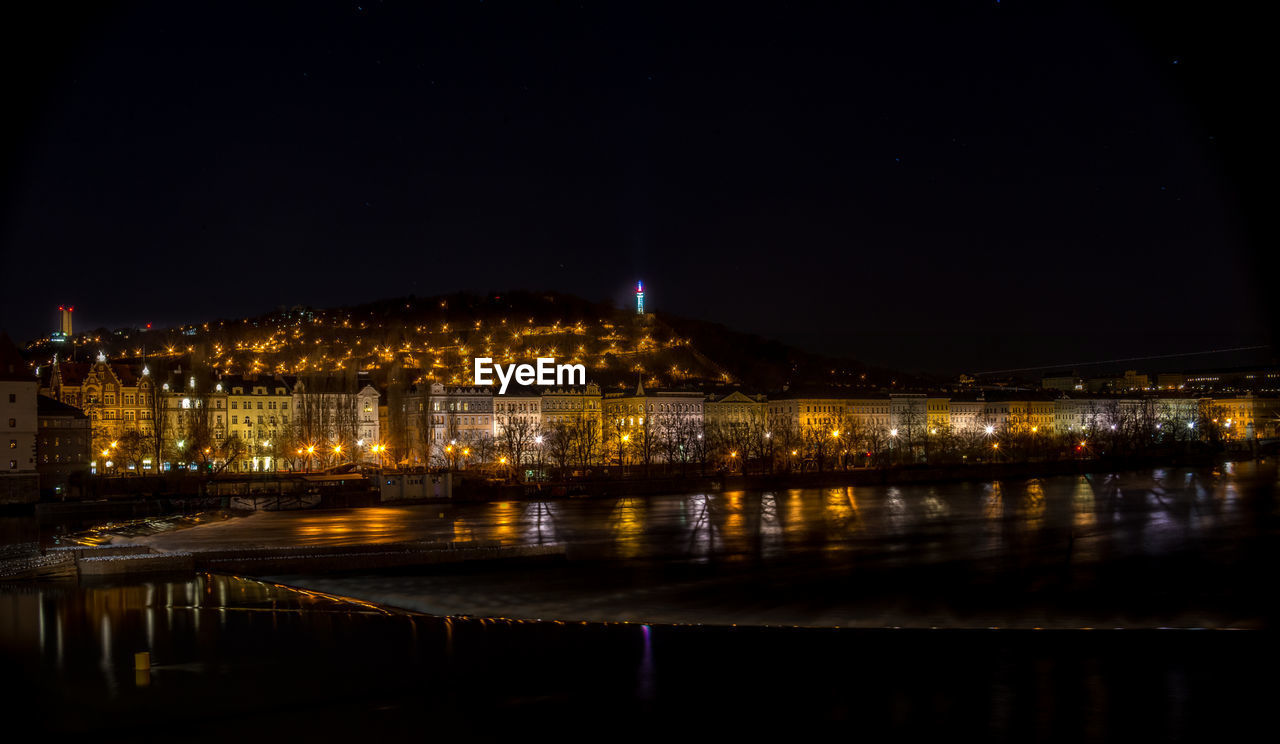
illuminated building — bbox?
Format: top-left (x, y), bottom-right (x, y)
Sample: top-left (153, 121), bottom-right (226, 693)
top-left (926, 396), bottom-right (950, 432)
top-left (397, 382), bottom-right (493, 466)
top-left (767, 391), bottom-right (853, 433)
top-left (51, 306), bottom-right (73, 343)
top-left (47, 357), bottom-right (160, 463)
top-left (494, 387), bottom-right (542, 435)
top-left (222, 374), bottom-right (295, 472)
top-left (291, 376), bottom-right (381, 466)
top-left (704, 391), bottom-right (766, 429)
top-left (635, 281), bottom-right (644, 315)
top-left (603, 380), bottom-right (704, 463)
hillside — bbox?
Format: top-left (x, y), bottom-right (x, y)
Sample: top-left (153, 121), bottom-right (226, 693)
top-left (29, 291), bottom-right (899, 392)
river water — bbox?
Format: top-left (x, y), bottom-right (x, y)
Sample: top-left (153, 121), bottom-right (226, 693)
top-left (111, 462), bottom-right (1278, 628)
top-left (2, 464), bottom-right (1277, 738)
top-left (1, 573), bottom-right (1273, 740)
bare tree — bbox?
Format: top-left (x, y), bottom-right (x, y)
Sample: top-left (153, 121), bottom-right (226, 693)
top-left (497, 415), bottom-right (538, 479)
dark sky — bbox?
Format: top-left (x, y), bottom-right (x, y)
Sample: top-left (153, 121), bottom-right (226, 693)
top-left (1, 1), bottom-right (1272, 374)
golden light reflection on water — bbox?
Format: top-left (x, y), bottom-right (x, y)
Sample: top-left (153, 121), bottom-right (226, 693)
top-left (785, 489), bottom-right (807, 542)
top-left (1022, 480), bottom-right (1046, 531)
top-left (1072, 477), bottom-right (1096, 531)
top-left (489, 501), bottom-right (519, 541)
top-left (823, 488), bottom-right (860, 534)
top-left (611, 497), bottom-right (646, 560)
top-left (723, 492), bottom-right (744, 537)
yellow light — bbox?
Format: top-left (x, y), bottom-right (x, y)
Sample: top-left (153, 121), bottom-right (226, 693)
top-left (101, 449), bottom-right (110, 457)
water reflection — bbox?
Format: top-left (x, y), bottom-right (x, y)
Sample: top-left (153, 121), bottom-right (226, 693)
top-left (41, 464), bottom-right (1269, 575)
top-left (0, 575), bottom-right (1268, 740)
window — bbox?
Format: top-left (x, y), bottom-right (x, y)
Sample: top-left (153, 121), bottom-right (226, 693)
top-left (8, 440), bottom-right (14, 448)
top-left (8, 460), bottom-right (15, 470)
top-left (7, 394), bottom-right (13, 403)
top-left (8, 419), bottom-right (15, 427)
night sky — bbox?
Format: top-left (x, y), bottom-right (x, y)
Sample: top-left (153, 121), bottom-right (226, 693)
top-left (1, 1), bottom-right (1271, 374)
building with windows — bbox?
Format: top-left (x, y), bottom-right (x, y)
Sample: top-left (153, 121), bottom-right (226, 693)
top-left (494, 386), bottom-right (542, 435)
top-left (767, 391), bottom-right (850, 434)
top-left (36, 394), bottom-right (90, 498)
top-left (222, 374), bottom-right (295, 472)
top-left (1, 333), bottom-right (39, 503)
top-left (405, 382), bottom-right (493, 466)
top-left (704, 390), bottom-right (767, 431)
top-left (292, 375), bottom-right (382, 467)
top-left (46, 356), bottom-right (160, 457)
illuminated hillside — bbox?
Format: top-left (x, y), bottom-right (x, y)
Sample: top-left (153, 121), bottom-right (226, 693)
top-left (29, 291), bottom-right (889, 391)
